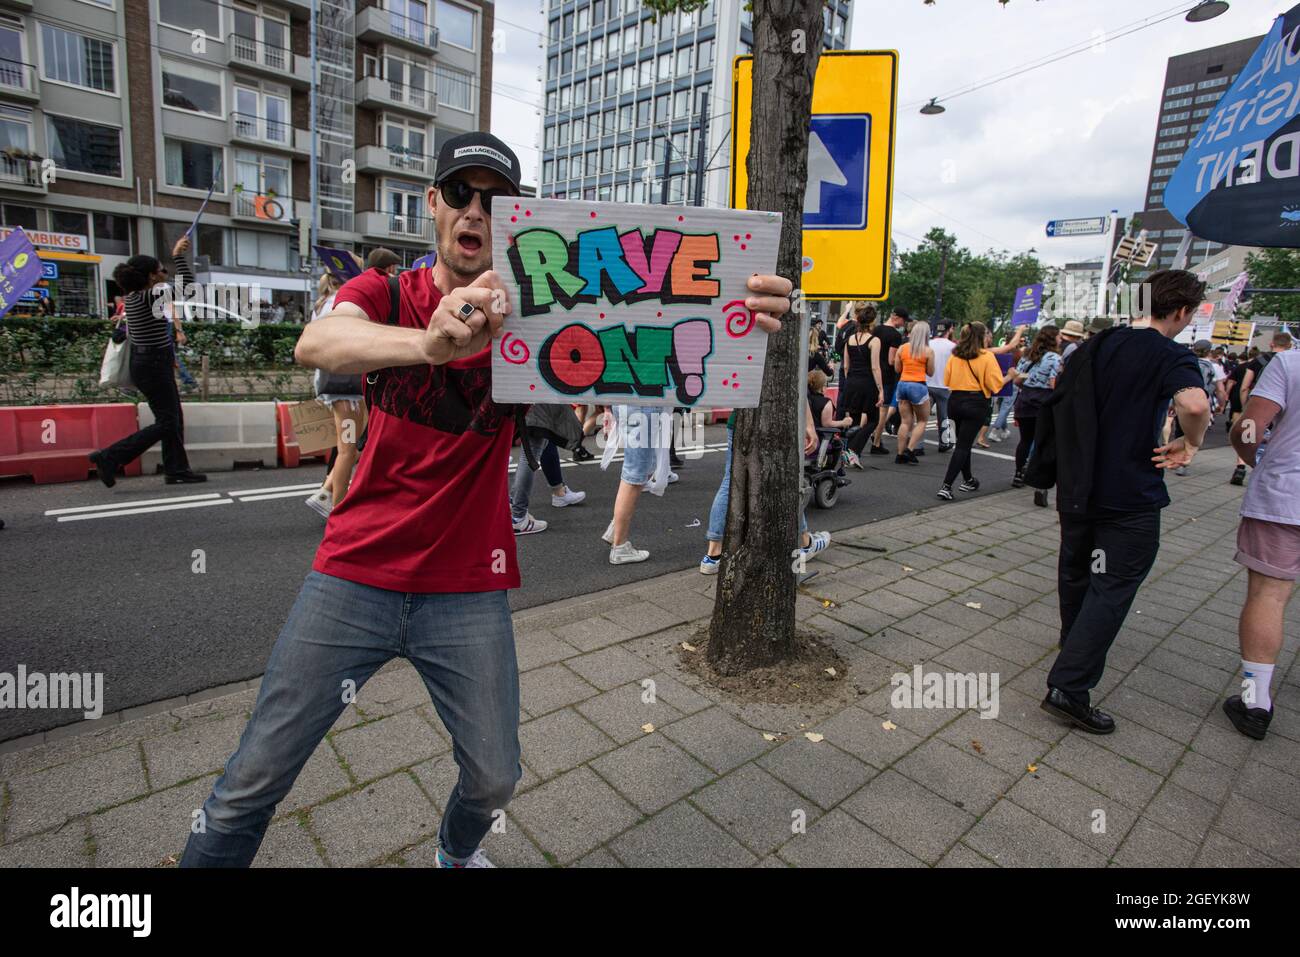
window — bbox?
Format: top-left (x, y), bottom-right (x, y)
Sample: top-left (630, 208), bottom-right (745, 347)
top-left (1192, 107), bottom-right (1212, 119)
top-left (573, 81), bottom-right (585, 106)
top-left (158, 0), bottom-right (221, 38)
top-left (234, 150), bottom-right (290, 221)
top-left (1158, 138), bottom-right (1186, 150)
top-left (1198, 77), bottom-right (1229, 89)
top-left (560, 83), bottom-right (571, 108)
top-left (587, 114), bottom-right (599, 138)
top-left (1152, 165), bottom-right (1177, 177)
top-left (636, 98), bottom-right (650, 126)
top-left (577, 5), bottom-right (589, 32)
top-left (382, 113), bottom-right (428, 169)
top-left (436, 64), bottom-right (473, 111)
top-left (558, 120), bottom-right (569, 145)
top-left (638, 58), bottom-right (653, 86)
top-left (673, 89), bottom-right (688, 118)
top-left (594, 0), bottom-right (605, 22)
top-left (585, 150), bottom-right (596, 175)
top-left (621, 65), bottom-right (634, 92)
top-left (162, 59), bottom-right (223, 117)
top-left (165, 139), bottom-right (223, 190)
top-left (1161, 111), bottom-right (1189, 122)
top-left (1159, 125), bottom-right (1187, 136)
top-left (233, 86), bottom-right (289, 142)
top-left (46, 114), bottom-right (122, 177)
top-left (1194, 93), bottom-right (1220, 104)
top-left (603, 109), bottom-right (615, 133)
top-left (589, 77), bottom-right (600, 101)
top-left (437, 0), bottom-right (476, 49)
top-left (544, 125), bottom-right (554, 149)
top-left (640, 20), bottom-right (652, 45)
top-left (543, 159), bottom-right (553, 182)
top-left (576, 43), bottom-right (587, 69)
top-left (572, 116), bottom-right (584, 143)
top-left (0, 18), bottom-right (30, 92)
top-left (619, 104), bottom-right (632, 130)
top-left (1165, 82), bottom-right (1194, 95)
top-left (232, 2), bottom-right (290, 70)
top-left (623, 30), bottom-right (635, 54)
top-left (389, 0), bottom-right (430, 44)
top-left (676, 45), bottom-right (691, 76)
top-left (546, 90), bottom-right (556, 111)
top-left (617, 143), bottom-right (630, 168)
top-left (549, 18), bottom-right (559, 42)
top-left (654, 93), bottom-right (668, 123)
top-left (1163, 97), bottom-right (1192, 109)
top-left (601, 146), bottom-right (613, 170)
top-left (604, 71), bottom-right (616, 97)
top-left (381, 178), bottom-right (426, 236)
top-left (695, 82), bottom-right (710, 113)
top-left (561, 49), bottom-right (573, 73)
top-left (40, 25), bottom-right (115, 93)
top-left (591, 35), bottom-right (603, 64)
top-left (235, 229), bottom-right (288, 269)
top-left (0, 104), bottom-right (31, 155)
top-left (563, 12), bottom-right (573, 35)
top-left (557, 156), bottom-right (568, 179)
top-left (93, 213), bottom-right (131, 256)
top-left (547, 55), bottom-right (557, 79)
top-left (657, 52), bottom-right (671, 81)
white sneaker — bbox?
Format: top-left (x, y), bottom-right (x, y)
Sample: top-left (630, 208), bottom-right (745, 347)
top-left (699, 554), bottom-right (721, 575)
top-left (305, 487), bottom-right (332, 520)
top-left (609, 540), bottom-right (649, 564)
top-left (601, 519), bottom-right (615, 544)
top-left (512, 512), bottom-right (548, 535)
top-left (641, 471), bottom-right (680, 491)
top-left (801, 530), bottom-right (831, 562)
top-left (551, 487), bottom-right (586, 507)
top-left (437, 847), bottom-right (495, 868)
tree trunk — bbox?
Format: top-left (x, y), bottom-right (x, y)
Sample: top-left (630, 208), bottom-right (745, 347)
top-left (706, 0), bottom-right (824, 676)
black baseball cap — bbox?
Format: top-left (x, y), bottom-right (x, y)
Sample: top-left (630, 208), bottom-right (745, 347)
top-left (434, 132), bottom-right (521, 193)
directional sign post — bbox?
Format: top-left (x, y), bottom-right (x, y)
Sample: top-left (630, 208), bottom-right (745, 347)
top-left (1045, 217), bottom-right (1108, 238)
top-left (731, 50), bottom-right (898, 300)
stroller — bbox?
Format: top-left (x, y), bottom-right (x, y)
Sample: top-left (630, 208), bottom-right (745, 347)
top-left (804, 426), bottom-right (851, 509)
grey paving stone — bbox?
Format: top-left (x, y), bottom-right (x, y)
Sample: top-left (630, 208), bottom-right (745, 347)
top-left (1169, 750), bottom-right (1238, 804)
top-left (1091, 719), bottom-right (1188, 776)
top-left (310, 773), bottom-right (439, 866)
top-left (756, 737), bottom-right (875, 810)
top-left (609, 800), bottom-right (757, 868)
top-left (566, 646), bottom-right (657, 691)
top-left (330, 709), bottom-right (448, 783)
top-left (856, 682), bottom-right (966, 738)
top-left (599, 601), bottom-right (687, 637)
top-left (894, 738), bottom-right (1015, 816)
top-left (994, 686), bottom-right (1072, 745)
top-left (576, 681), bottom-right (683, 745)
top-left (139, 713), bottom-right (247, 791)
top-left (514, 629), bottom-right (580, 672)
top-left (1111, 818), bottom-right (1198, 868)
top-left (589, 734), bottom-right (713, 814)
top-left (1144, 647), bottom-right (1234, 693)
top-left (659, 706), bottom-right (772, 774)
top-left (889, 576), bottom-right (955, 606)
top-left (690, 764), bottom-right (816, 857)
top-left (933, 642), bottom-right (1025, 687)
top-left (641, 588), bottom-right (717, 623)
top-left (812, 699), bottom-right (924, 769)
top-left (6, 745), bottom-right (148, 840)
top-left (642, 671), bottom-right (715, 715)
top-left (866, 632), bottom-right (947, 668)
top-left (937, 842), bottom-right (998, 868)
top-left (518, 663), bottom-right (600, 716)
top-left (923, 599), bottom-right (1002, 638)
top-left (1009, 764), bottom-right (1136, 858)
top-left (552, 616), bottom-right (636, 653)
top-left (964, 798), bottom-right (1107, 868)
top-left (1042, 733), bottom-right (1165, 809)
top-left (1193, 829), bottom-right (1285, 867)
top-left (1100, 686), bottom-right (1199, 744)
top-left (1141, 782), bottom-right (1219, 845)
top-left (0, 711), bottom-right (176, 781)
top-left (856, 588), bottom-right (929, 620)
top-left (1213, 793), bottom-right (1300, 865)
top-left (841, 769), bottom-right (975, 864)
top-left (1188, 718), bottom-right (1256, 772)
top-left (89, 775), bottom-right (216, 868)
top-left (777, 808), bottom-right (925, 868)
top-left (509, 766), bottom-right (641, 865)
top-left (573, 847), bottom-right (624, 867)
top-left (1121, 665), bottom-right (1221, 718)
top-left (1159, 632), bottom-right (1241, 672)
top-left (518, 708), bottom-right (615, 779)
top-left (0, 820), bottom-right (91, 868)
top-left (937, 711), bottom-right (1049, 776)
top-left (282, 742), bottom-right (353, 812)
top-left (252, 817), bottom-right (325, 868)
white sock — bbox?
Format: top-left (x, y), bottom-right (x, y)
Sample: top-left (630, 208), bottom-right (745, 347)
top-left (1241, 660), bottom-right (1275, 712)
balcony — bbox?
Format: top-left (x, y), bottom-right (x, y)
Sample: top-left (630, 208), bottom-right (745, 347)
top-left (355, 75), bottom-right (435, 116)
top-left (0, 153), bottom-right (47, 193)
top-left (0, 61), bottom-right (39, 103)
top-left (356, 144), bottom-right (436, 179)
top-left (231, 189), bottom-right (295, 225)
top-left (229, 112), bottom-right (310, 154)
top-left (355, 6), bottom-right (440, 54)
top-left (228, 35), bottom-right (311, 88)
top-left (357, 209), bottom-right (433, 244)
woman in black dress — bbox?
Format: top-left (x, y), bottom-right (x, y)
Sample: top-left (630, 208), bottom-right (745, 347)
top-left (837, 304), bottom-right (884, 469)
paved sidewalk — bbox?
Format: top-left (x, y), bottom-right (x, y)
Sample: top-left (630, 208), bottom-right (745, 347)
top-left (2, 445), bottom-right (1296, 868)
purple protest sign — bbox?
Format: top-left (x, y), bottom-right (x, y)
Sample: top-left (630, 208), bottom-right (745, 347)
top-left (1011, 283), bottom-right (1044, 327)
top-left (0, 227), bottom-right (45, 319)
top-left (314, 245), bottom-right (363, 282)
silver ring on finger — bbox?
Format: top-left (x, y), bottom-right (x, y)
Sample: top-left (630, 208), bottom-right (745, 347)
top-left (456, 301), bottom-right (477, 321)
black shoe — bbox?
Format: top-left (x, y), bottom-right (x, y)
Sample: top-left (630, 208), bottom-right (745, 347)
top-left (1222, 695), bottom-right (1272, 740)
top-left (88, 451), bottom-right (116, 489)
top-left (1230, 464), bottom-right (1246, 486)
top-left (1041, 687), bottom-right (1115, 734)
top-left (958, 477), bottom-right (980, 492)
top-left (895, 453), bottom-right (909, 464)
top-left (573, 444), bottom-right (594, 462)
top-left (869, 444), bottom-right (889, 456)
top-left (165, 470), bottom-right (208, 484)
top-left (670, 456), bottom-right (685, 469)
top-left (912, 447), bottom-right (925, 457)
top-left (936, 484), bottom-right (953, 501)
top-left (937, 443), bottom-right (952, 453)
top-left (1011, 470), bottom-right (1025, 489)
top-left (1034, 489), bottom-right (1049, 507)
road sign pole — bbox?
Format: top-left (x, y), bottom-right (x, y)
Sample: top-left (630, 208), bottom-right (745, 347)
top-left (693, 91), bottom-right (709, 208)
top-left (1097, 210), bottom-right (1119, 320)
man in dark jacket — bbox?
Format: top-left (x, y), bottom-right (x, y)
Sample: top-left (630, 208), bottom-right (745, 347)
top-left (1035, 270), bottom-right (1212, 734)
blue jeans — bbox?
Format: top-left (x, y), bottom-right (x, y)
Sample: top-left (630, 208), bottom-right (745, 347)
top-left (707, 428), bottom-right (807, 541)
top-left (993, 390), bottom-right (1015, 430)
top-left (510, 436), bottom-right (563, 523)
top-left (169, 325), bottom-right (196, 388)
top-left (180, 572), bottom-right (520, 867)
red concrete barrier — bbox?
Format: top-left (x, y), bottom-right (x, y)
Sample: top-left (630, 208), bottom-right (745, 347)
top-left (276, 401), bottom-right (329, 469)
top-left (709, 408), bottom-right (732, 424)
top-left (0, 403), bottom-right (142, 484)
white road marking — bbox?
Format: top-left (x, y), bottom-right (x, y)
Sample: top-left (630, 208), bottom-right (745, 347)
top-left (228, 482), bottom-right (321, 497)
top-left (44, 493), bottom-right (223, 517)
top-left (238, 489), bottom-right (326, 503)
top-left (56, 499), bottom-right (233, 522)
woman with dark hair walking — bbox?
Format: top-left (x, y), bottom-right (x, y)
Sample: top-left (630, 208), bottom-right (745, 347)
top-left (89, 235), bottom-right (206, 486)
top-left (937, 322), bottom-right (1004, 500)
top-left (837, 303), bottom-right (884, 469)
top-left (1007, 325), bottom-right (1061, 498)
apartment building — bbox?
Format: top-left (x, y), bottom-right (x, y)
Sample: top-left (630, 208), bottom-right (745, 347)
top-left (0, 0), bottom-right (492, 319)
top-left (537, 0), bottom-right (854, 210)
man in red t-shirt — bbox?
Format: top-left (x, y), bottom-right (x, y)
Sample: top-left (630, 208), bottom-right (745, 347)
top-left (180, 132), bottom-right (792, 868)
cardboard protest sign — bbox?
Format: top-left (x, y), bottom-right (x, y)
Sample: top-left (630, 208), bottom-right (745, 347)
top-left (288, 400), bottom-right (337, 455)
top-left (0, 227), bottom-right (44, 319)
top-left (490, 197), bottom-right (781, 409)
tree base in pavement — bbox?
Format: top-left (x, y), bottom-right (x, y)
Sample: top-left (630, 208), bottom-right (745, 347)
top-left (682, 628), bottom-right (849, 706)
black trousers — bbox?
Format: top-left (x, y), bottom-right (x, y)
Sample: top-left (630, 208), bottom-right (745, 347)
top-left (1014, 415), bottom-right (1038, 473)
top-left (101, 345), bottom-right (191, 475)
top-left (942, 391), bottom-right (989, 486)
top-left (1047, 508), bottom-right (1161, 702)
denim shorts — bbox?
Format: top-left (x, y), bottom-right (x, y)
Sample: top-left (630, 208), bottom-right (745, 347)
top-left (621, 440), bottom-right (656, 484)
top-left (896, 381), bottom-right (929, 405)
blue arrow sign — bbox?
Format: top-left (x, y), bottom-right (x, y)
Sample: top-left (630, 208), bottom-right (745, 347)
top-left (803, 114), bottom-right (869, 230)
top-left (1045, 217), bottom-right (1107, 238)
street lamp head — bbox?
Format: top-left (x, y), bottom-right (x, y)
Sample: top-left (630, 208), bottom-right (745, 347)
top-left (1185, 1), bottom-right (1229, 23)
top-left (920, 98), bottom-right (945, 115)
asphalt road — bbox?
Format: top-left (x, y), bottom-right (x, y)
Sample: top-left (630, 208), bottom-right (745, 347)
top-left (0, 419), bottom-right (1233, 740)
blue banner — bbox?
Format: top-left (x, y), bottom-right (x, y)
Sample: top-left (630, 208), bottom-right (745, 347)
top-left (1011, 283), bottom-right (1044, 326)
top-left (0, 228), bottom-right (44, 318)
top-left (1164, 4), bottom-right (1300, 248)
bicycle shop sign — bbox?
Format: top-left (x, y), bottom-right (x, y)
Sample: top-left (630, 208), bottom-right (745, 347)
top-left (0, 227), bottom-right (88, 252)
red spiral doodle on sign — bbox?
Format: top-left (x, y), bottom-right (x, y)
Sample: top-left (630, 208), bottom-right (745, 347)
top-left (500, 332), bottom-right (530, 364)
top-left (723, 299), bottom-right (755, 339)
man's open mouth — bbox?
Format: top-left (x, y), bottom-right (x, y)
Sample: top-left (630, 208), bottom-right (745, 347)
top-left (456, 233), bottom-right (483, 255)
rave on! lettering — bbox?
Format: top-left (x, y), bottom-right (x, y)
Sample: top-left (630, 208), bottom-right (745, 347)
top-left (504, 224), bottom-right (722, 405)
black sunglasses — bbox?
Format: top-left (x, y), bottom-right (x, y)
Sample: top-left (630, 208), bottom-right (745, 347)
top-left (439, 179), bottom-right (515, 212)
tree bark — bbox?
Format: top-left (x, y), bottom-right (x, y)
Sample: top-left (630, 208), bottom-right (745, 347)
top-left (706, 0), bottom-right (824, 675)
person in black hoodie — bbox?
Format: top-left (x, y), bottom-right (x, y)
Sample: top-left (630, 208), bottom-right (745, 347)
top-left (1030, 270), bottom-right (1211, 734)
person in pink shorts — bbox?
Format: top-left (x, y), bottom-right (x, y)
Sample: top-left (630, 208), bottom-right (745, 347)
top-left (1225, 346), bottom-right (1300, 739)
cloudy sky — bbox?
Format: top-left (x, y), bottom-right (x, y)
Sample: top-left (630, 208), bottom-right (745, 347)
top-left (489, 0), bottom-right (1276, 267)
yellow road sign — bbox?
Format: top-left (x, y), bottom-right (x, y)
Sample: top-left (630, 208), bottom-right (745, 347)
top-left (1212, 319), bottom-right (1252, 347)
top-left (730, 50), bottom-right (898, 301)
